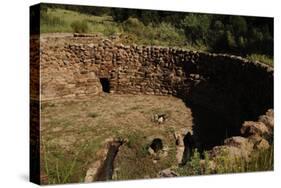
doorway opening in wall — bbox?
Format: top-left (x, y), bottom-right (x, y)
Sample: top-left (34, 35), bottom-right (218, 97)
top-left (100, 78), bottom-right (110, 93)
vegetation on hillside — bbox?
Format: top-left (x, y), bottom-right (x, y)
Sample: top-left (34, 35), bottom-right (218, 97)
top-left (38, 3), bottom-right (273, 65)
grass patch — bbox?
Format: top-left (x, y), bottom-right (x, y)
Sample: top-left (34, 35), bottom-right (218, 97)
top-left (40, 8), bottom-right (122, 36)
top-left (246, 54), bottom-right (273, 67)
top-left (71, 20), bottom-right (89, 33)
top-left (41, 136), bottom-right (104, 184)
top-left (176, 146), bottom-right (273, 176)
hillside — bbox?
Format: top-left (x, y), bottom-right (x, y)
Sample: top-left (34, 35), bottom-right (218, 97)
top-left (39, 5), bottom-right (273, 66)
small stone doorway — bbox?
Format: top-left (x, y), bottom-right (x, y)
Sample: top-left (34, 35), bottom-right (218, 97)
top-left (100, 78), bottom-right (110, 93)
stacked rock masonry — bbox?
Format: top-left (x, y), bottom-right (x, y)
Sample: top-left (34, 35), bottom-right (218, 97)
top-left (33, 34), bottom-right (273, 179)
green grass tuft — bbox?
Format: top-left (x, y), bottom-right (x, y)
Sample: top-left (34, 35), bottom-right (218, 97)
top-left (246, 54), bottom-right (273, 67)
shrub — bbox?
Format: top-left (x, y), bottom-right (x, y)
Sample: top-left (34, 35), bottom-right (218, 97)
top-left (180, 14), bottom-right (211, 45)
top-left (71, 20), bottom-right (89, 33)
top-left (231, 16), bottom-right (248, 35)
top-left (103, 23), bottom-right (121, 36)
top-left (189, 149), bottom-right (202, 175)
top-left (122, 17), bottom-right (145, 36)
top-left (155, 22), bottom-right (184, 43)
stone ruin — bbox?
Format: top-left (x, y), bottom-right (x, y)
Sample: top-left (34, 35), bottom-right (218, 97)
top-left (30, 33), bottom-right (274, 180)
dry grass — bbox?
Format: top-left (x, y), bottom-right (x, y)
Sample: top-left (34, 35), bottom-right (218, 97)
top-left (40, 94), bottom-right (193, 184)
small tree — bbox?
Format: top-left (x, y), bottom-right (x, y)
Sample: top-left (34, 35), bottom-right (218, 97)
top-left (181, 14), bottom-right (211, 45)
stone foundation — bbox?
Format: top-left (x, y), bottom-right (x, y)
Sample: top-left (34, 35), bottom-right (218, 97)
top-left (32, 33), bottom-right (273, 151)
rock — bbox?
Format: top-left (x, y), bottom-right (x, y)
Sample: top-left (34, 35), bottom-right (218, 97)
top-left (158, 116), bottom-right (164, 124)
top-left (63, 60), bottom-right (69, 65)
top-left (248, 134), bottom-right (264, 144)
top-left (254, 138), bottom-right (270, 150)
top-left (211, 145), bottom-right (251, 161)
top-left (40, 173), bottom-right (49, 184)
top-left (224, 136), bottom-right (253, 151)
top-left (174, 132), bottom-right (182, 145)
top-left (84, 160), bottom-right (102, 182)
top-left (73, 33), bottom-right (97, 37)
top-left (153, 113), bottom-right (167, 124)
top-left (266, 109), bottom-right (274, 117)
top-left (241, 121), bottom-right (270, 138)
top-left (84, 138), bottom-right (125, 182)
top-left (159, 168), bottom-right (178, 177)
top-left (258, 109), bottom-right (274, 130)
top-left (174, 129), bottom-right (191, 164)
top-left (210, 136), bottom-right (254, 160)
top-left (148, 147), bottom-right (155, 155)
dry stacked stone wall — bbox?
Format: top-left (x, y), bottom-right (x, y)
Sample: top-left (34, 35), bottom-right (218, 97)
top-left (36, 35), bottom-right (273, 143)
top-left (40, 36), bottom-right (199, 99)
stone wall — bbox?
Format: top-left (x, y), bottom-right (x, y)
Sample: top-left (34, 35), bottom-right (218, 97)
top-left (30, 35), bottom-right (41, 184)
top-left (40, 36), bottom-right (198, 99)
top-left (37, 35), bottom-right (273, 135)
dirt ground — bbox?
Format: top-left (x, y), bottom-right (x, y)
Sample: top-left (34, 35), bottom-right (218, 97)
top-left (40, 94), bottom-right (194, 183)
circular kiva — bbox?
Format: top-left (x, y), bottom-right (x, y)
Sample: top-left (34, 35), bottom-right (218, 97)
top-left (35, 35), bottom-right (273, 149)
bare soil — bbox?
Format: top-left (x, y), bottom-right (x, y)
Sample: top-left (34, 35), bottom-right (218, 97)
top-left (40, 94), bottom-right (193, 183)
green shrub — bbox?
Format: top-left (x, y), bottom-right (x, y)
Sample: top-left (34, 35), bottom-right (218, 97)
top-left (154, 22), bottom-right (185, 43)
top-left (226, 30), bottom-right (237, 49)
top-left (103, 23), bottom-right (121, 36)
top-left (175, 148), bottom-right (202, 176)
top-left (122, 17), bottom-right (145, 36)
top-left (121, 17), bottom-right (186, 47)
top-left (180, 14), bottom-right (211, 45)
top-left (231, 16), bottom-right (247, 35)
top-left (71, 20), bottom-right (89, 33)
top-left (189, 149), bottom-right (202, 175)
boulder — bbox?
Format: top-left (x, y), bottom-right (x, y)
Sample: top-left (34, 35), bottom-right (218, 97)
top-left (209, 136), bottom-right (254, 160)
top-left (258, 109), bottom-right (274, 131)
top-left (211, 145), bottom-right (251, 161)
top-left (254, 138), bottom-right (270, 150)
top-left (240, 121), bottom-right (270, 138)
top-left (148, 147), bottom-right (155, 155)
top-left (84, 160), bottom-right (103, 182)
top-left (159, 168), bottom-right (178, 177)
top-left (224, 136), bottom-right (254, 152)
top-left (174, 129), bottom-right (191, 164)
